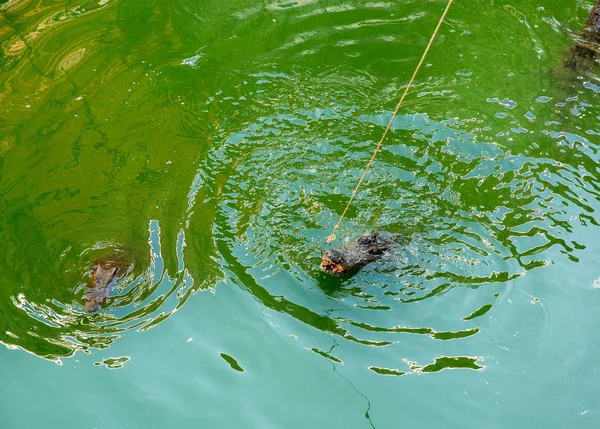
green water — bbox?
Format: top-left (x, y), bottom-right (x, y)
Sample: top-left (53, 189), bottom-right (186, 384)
top-left (2, 0), bottom-right (600, 426)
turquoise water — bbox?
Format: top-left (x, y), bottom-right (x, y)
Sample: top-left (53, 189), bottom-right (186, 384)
top-left (2, 0), bottom-right (600, 427)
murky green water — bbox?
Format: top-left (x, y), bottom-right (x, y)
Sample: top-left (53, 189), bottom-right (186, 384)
top-left (2, 0), bottom-right (600, 427)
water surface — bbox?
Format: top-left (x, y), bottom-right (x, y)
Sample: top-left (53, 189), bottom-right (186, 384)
top-left (2, 0), bottom-right (600, 427)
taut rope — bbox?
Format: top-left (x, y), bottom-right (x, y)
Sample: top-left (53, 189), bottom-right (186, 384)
top-left (326, 0), bottom-right (454, 244)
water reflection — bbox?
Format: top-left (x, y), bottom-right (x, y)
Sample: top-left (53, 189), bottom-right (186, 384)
top-left (201, 61), bottom-right (599, 373)
top-left (1, 0), bottom-right (599, 377)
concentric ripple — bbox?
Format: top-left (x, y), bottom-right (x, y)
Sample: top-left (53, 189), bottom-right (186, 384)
top-left (195, 58), bottom-right (600, 372)
top-left (2, 220), bottom-right (201, 362)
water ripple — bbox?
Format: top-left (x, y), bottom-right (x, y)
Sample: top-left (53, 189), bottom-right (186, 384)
top-left (189, 57), bottom-right (600, 372)
top-left (1, 0), bottom-right (599, 375)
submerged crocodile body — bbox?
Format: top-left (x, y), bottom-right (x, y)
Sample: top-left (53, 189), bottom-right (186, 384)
top-left (84, 259), bottom-right (127, 313)
top-left (320, 232), bottom-right (396, 276)
top-left (560, 1), bottom-right (600, 76)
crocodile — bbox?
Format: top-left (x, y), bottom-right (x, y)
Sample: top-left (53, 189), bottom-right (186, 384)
top-left (320, 232), bottom-right (395, 276)
top-left (560, 1), bottom-right (600, 77)
top-left (84, 259), bottom-right (127, 313)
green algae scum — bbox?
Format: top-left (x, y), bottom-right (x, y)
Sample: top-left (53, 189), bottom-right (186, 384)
top-left (2, 0), bottom-right (600, 427)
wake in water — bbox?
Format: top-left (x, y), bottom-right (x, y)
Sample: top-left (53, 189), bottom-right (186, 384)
top-left (3, 220), bottom-right (200, 362)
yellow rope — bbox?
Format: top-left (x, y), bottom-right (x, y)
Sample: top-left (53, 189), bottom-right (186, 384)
top-left (327, 0), bottom-right (454, 244)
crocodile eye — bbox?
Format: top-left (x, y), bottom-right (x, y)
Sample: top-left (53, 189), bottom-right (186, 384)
top-left (368, 248), bottom-right (382, 255)
top-left (358, 236), bottom-right (373, 245)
